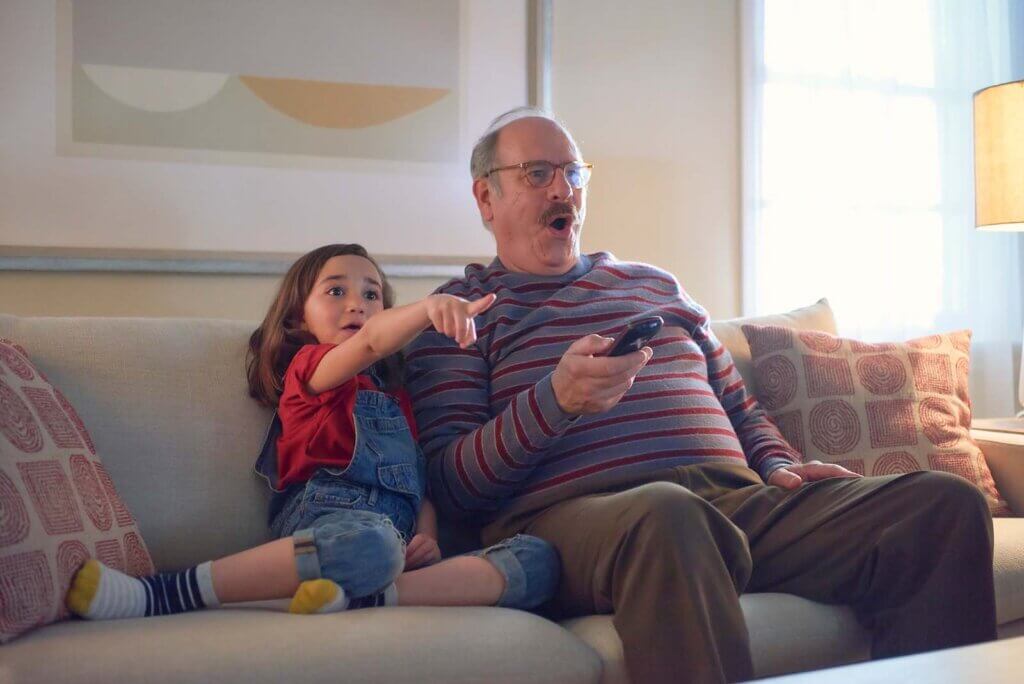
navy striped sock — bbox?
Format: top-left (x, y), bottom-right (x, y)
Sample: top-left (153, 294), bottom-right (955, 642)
top-left (348, 583), bottom-right (398, 610)
top-left (68, 559), bottom-right (219, 620)
top-left (143, 563), bottom-right (220, 616)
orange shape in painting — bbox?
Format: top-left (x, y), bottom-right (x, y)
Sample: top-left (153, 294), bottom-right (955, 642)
top-left (239, 76), bottom-right (449, 129)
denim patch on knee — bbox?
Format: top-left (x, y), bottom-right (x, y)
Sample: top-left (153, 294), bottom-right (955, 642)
top-left (313, 512), bottom-right (405, 598)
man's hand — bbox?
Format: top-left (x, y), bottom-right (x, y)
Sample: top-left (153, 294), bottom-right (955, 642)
top-left (551, 335), bottom-right (652, 415)
top-left (768, 460), bottom-right (863, 489)
top-left (404, 533), bottom-right (441, 571)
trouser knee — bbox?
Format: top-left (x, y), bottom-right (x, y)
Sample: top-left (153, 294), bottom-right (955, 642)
top-left (909, 470), bottom-right (992, 537)
top-left (629, 481), bottom-right (752, 591)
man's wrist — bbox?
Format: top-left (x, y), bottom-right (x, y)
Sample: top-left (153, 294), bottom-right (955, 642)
top-left (760, 456), bottom-right (795, 482)
top-left (537, 373), bottom-right (580, 428)
top-left (549, 368), bottom-right (576, 416)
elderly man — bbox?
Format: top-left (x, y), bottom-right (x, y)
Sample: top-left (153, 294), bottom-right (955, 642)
top-left (405, 108), bottom-right (996, 683)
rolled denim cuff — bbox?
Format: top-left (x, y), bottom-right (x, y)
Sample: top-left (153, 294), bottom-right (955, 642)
top-left (473, 543), bottom-right (528, 608)
top-left (292, 527), bottom-right (323, 582)
top-left (469, 534), bottom-right (559, 610)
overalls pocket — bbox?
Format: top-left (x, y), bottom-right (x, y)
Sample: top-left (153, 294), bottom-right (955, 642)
top-left (377, 462), bottom-right (421, 498)
top-left (305, 469), bottom-right (368, 509)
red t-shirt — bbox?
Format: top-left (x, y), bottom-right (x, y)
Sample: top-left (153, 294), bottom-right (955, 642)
top-left (275, 344), bottom-right (419, 489)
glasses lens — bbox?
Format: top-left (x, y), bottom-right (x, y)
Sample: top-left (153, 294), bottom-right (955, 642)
top-left (524, 162), bottom-right (555, 187)
top-left (565, 162), bottom-right (591, 188)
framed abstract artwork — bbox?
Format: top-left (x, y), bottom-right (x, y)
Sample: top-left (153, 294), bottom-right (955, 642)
top-left (0, 0), bottom-right (547, 274)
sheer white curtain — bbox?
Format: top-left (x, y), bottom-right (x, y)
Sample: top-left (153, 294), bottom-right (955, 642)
top-left (742, 0), bottom-right (1024, 417)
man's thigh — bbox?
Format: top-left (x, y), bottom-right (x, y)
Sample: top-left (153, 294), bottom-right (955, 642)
top-left (719, 470), bottom-right (975, 601)
top-left (509, 489), bottom-right (642, 616)
top-left (505, 476), bottom-right (752, 617)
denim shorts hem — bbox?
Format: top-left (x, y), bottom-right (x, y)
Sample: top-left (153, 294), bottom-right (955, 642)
top-left (292, 527), bottom-right (322, 581)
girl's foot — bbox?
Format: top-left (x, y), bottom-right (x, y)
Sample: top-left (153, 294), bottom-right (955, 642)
top-left (289, 579), bottom-right (399, 614)
top-left (289, 579), bottom-right (349, 614)
top-left (67, 559), bottom-right (219, 619)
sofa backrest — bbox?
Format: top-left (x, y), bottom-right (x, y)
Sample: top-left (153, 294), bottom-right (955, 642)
top-left (0, 314), bottom-right (274, 571)
top-left (0, 299), bottom-right (834, 570)
top-left (710, 298), bottom-right (836, 397)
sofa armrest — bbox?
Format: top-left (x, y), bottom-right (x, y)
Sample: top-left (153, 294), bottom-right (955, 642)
top-left (972, 428), bottom-right (1024, 516)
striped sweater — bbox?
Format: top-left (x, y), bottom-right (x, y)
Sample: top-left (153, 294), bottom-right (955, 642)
top-left (405, 252), bottom-right (800, 521)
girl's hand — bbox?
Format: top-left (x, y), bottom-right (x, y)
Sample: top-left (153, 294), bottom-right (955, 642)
top-left (425, 293), bottom-right (497, 349)
top-left (404, 533), bottom-right (442, 570)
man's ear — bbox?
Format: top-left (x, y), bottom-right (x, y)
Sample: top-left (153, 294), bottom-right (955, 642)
top-left (472, 178), bottom-right (495, 224)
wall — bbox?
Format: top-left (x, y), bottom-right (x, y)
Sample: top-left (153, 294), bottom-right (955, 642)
top-left (1, 0), bottom-right (742, 319)
top-left (552, 0), bottom-right (741, 318)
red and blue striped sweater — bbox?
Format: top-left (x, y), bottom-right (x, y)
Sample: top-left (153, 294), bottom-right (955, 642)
top-left (405, 252), bottom-right (801, 522)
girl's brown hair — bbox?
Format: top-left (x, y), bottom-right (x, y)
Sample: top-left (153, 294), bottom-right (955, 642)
top-left (246, 244), bottom-right (403, 407)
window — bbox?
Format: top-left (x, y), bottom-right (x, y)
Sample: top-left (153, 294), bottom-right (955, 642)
top-left (743, 0), bottom-right (1024, 415)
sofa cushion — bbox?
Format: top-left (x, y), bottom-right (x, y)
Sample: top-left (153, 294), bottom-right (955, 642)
top-left (564, 593), bottom-right (870, 682)
top-left (2, 606), bottom-right (601, 684)
top-left (0, 338), bottom-right (155, 643)
top-left (710, 298), bottom-right (837, 397)
top-left (0, 315), bottom-right (275, 572)
top-left (741, 325), bottom-right (1009, 515)
top-left (994, 518), bottom-right (1024, 625)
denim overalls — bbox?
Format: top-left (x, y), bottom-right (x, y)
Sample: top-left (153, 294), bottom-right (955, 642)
top-left (255, 381), bottom-right (560, 609)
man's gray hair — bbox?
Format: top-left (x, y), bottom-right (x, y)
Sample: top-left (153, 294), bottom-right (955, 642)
top-left (469, 107), bottom-right (582, 192)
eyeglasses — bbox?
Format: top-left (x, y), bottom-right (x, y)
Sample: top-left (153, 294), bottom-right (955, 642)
top-left (485, 160), bottom-right (593, 189)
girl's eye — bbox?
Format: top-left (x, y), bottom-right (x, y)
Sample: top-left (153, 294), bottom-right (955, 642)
top-left (364, 290), bottom-right (380, 301)
top-left (327, 286), bottom-right (344, 296)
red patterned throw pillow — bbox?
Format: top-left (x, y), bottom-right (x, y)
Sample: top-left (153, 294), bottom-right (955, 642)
top-left (741, 326), bottom-right (1009, 516)
top-left (0, 339), bottom-right (154, 642)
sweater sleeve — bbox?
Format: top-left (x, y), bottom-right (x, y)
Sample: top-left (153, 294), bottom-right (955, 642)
top-left (404, 328), bottom-right (576, 520)
top-left (675, 287), bottom-right (802, 481)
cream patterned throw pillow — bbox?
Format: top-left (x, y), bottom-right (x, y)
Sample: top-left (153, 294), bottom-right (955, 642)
top-left (0, 339), bottom-right (155, 642)
top-left (741, 326), bottom-right (1009, 516)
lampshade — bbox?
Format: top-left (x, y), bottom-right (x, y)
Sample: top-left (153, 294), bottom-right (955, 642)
top-left (974, 79), bottom-right (1024, 231)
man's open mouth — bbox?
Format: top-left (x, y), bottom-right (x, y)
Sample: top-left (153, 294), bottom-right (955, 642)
top-left (548, 216), bottom-right (571, 231)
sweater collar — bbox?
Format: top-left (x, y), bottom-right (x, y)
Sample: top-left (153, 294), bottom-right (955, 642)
top-left (485, 253), bottom-right (594, 284)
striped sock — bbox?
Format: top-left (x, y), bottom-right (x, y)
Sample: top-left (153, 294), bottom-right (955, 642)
top-left (67, 559), bottom-right (220, 620)
top-left (348, 583), bottom-right (399, 610)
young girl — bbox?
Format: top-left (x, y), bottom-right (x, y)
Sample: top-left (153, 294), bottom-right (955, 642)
top-left (67, 244), bottom-right (559, 618)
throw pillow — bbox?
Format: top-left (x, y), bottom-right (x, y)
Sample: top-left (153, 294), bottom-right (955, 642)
top-left (741, 325), bottom-right (1010, 516)
top-left (0, 339), bottom-right (155, 643)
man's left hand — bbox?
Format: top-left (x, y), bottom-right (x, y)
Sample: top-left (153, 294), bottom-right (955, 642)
top-left (768, 460), bottom-right (863, 489)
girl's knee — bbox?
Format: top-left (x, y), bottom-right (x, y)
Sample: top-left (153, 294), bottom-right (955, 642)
top-left (313, 516), bottom-right (405, 595)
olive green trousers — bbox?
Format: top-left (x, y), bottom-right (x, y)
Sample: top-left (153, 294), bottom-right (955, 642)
top-left (483, 462), bottom-right (997, 684)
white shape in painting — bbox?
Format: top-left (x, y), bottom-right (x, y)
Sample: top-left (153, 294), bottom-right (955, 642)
top-left (81, 64), bottom-right (230, 113)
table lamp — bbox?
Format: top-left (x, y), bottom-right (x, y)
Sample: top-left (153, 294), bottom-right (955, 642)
top-left (974, 79), bottom-right (1024, 416)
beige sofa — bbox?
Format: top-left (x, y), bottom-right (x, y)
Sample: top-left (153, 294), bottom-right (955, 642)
top-left (3, 300), bottom-right (1023, 683)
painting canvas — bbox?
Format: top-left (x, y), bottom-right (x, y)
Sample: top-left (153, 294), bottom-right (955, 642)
top-left (66, 0), bottom-right (460, 163)
top-left (1, 0), bottom-right (528, 265)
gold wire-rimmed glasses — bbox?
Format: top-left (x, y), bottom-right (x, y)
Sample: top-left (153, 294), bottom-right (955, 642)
top-left (485, 160), bottom-right (594, 189)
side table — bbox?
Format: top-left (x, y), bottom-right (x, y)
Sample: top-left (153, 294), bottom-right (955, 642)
top-left (755, 635), bottom-right (1024, 683)
top-left (972, 417), bottom-right (1024, 516)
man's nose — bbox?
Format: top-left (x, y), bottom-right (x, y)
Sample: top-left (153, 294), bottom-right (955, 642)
top-left (547, 167), bottom-right (574, 201)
